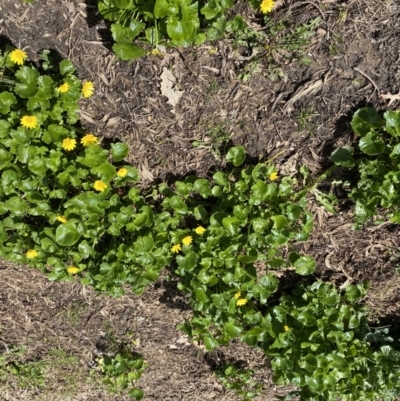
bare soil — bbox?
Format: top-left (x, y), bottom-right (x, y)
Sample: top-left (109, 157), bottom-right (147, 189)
top-left (0, 0), bottom-right (400, 400)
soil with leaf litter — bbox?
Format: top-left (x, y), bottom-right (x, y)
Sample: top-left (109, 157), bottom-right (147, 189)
top-left (1, 0), bottom-right (400, 400)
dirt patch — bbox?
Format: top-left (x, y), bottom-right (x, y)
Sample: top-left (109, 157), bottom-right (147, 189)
top-left (0, 260), bottom-right (285, 401)
top-left (1, 0), bottom-right (400, 399)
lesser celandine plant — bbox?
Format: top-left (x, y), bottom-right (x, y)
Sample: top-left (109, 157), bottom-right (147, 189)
top-left (330, 107), bottom-right (400, 229)
top-left (0, 47), bottom-right (164, 296)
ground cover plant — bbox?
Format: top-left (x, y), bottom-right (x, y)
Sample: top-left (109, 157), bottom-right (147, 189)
top-left (330, 107), bottom-right (400, 229)
top-left (96, 0), bottom-right (247, 59)
top-left (2, 43), bottom-right (400, 400)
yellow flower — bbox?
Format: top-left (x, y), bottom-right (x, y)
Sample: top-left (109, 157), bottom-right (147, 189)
top-left (62, 138), bottom-right (76, 151)
top-left (171, 244), bottom-right (181, 253)
top-left (82, 81), bottom-right (94, 98)
top-left (269, 172), bottom-right (278, 181)
top-left (26, 249), bottom-right (38, 259)
top-left (149, 48), bottom-right (163, 56)
top-left (56, 216), bottom-right (67, 224)
top-left (194, 226), bottom-right (206, 235)
top-left (117, 168), bottom-right (128, 178)
top-left (20, 115), bottom-right (38, 129)
top-left (94, 180), bottom-right (108, 192)
top-left (236, 298), bottom-right (247, 306)
top-left (182, 236), bottom-right (193, 246)
top-left (67, 266), bottom-right (80, 275)
top-left (234, 292), bottom-right (241, 299)
top-left (58, 82), bottom-right (70, 93)
top-left (81, 133), bottom-right (98, 147)
top-left (284, 325), bottom-right (290, 332)
top-left (260, 0), bottom-right (275, 13)
top-left (9, 49), bottom-right (27, 65)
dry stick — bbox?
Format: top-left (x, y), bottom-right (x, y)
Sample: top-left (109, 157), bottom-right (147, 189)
top-left (353, 67), bottom-right (380, 94)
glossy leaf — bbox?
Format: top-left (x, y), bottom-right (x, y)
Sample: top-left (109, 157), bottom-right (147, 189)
top-left (226, 146), bottom-right (245, 166)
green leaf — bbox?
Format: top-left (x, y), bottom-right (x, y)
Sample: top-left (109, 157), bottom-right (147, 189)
top-left (351, 107), bottom-right (384, 136)
top-left (83, 145), bottom-right (108, 168)
top-left (201, 1), bottom-right (221, 19)
top-left (293, 256), bottom-right (315, 275)
top-left (226, 146), bottom-right (246, 166)
top-left (55, 223), bottom-right (81, 246)
top-left (285, 204), bottom-right (301, 220)
top-left (111, 142), bottom-right (129, 161)
top-left (11, 129), bottom-right (29, 145)
top-left (194, 287), bottom-right (208, 303)
top-left (238, 254), bottom-right (257, 264)
top-left (213, 171), bottom-right (229, 186)
top-left (18, 146), bottom-right (37, 164)
top-left (28, 157), bottom-right (47, 176)
top-left (134, 235), bottom-right (154, 254)
top-left (328, 354), bottom-right (349, 370)
top-left (222, 216), bottom-right (242, 235)
top-left (59, 59), bottom-right (76, 75)
top-left (304, 354), bottom-right (318, 372)
top-left (226, 15), bottom-right (244, 32)
top-left (129, 388), bottom-right (144, 400)
top-left (345, 285), bottom-right (363, 301)
top-left (348, 314), bottom-right (360, 329)
top-left (15, 66), bottom-right (39, 85)
top-left (91, 162), bottom-right (116, 181)
top-left (113, 42), bottom-right (146, 60)
top-left (359, 132), bottom-right (385, 155)
top-left (258, 274), bottom-right (278, 293)
top-left (224, 321), bottom-right (242, 338)
top-left (193, 179), bottom-right (212, 198)
top-left (384, 110), bottom-right (400, 136)
top-left (5, 197), bottom-right (28, 216)
top-left (169, 196), bottom-right (188, 214)
top-left (154, 0), bottom-right (171, 18)
top-left (0, 92), bottom-right (17, 114)
top-left (0, 119), bottom-right (11, 138)
top-left (47, 124), bottom-right (69, 142)
top-left (271, 215), bottom-right (288, 230)
top-left (211, 185), bottom-right (223, 197)
top-left (305, 375), bottom-right (324, 392)
top-left (298, 312), bottom-right (316, 327)
top-left (330, 146), bottom-right (355, 167)
top-left (252, 218), bottom-right (269, 233)
top-left (78, 240), bottom-right (93, 258)
top-left (204, 335), bottom-right (219, 351)
top-left (177, 252), bottom-right (197, 272)
top-left (111, 21), bottom-right (145, 41)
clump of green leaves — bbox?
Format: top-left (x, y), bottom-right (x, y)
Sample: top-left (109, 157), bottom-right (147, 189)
top-left (0, 47), bottom-right (170, 296)
top-left (330, 107), bottom-right (400, 229)
top-left (96, 0), bottom-right (245, 60)
top-left (171, 146), bottom-right (315, 349)
top-left (97, 351), bottom-right (146, 400)
top-left (215, 363), bottom-right (262, 401)
top-left (258, 281), bottom-right (400, 401)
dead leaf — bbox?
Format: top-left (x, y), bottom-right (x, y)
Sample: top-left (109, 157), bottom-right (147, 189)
top-left (380, 92), bottom-right (400, 106)
top-left (283, 79), bottom-right (323, 113)
top-left (160, 67), bottom-right (184, 113)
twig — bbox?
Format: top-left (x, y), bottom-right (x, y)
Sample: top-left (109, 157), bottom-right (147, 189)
top-left (353, 67), bottom-right (380, 94)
